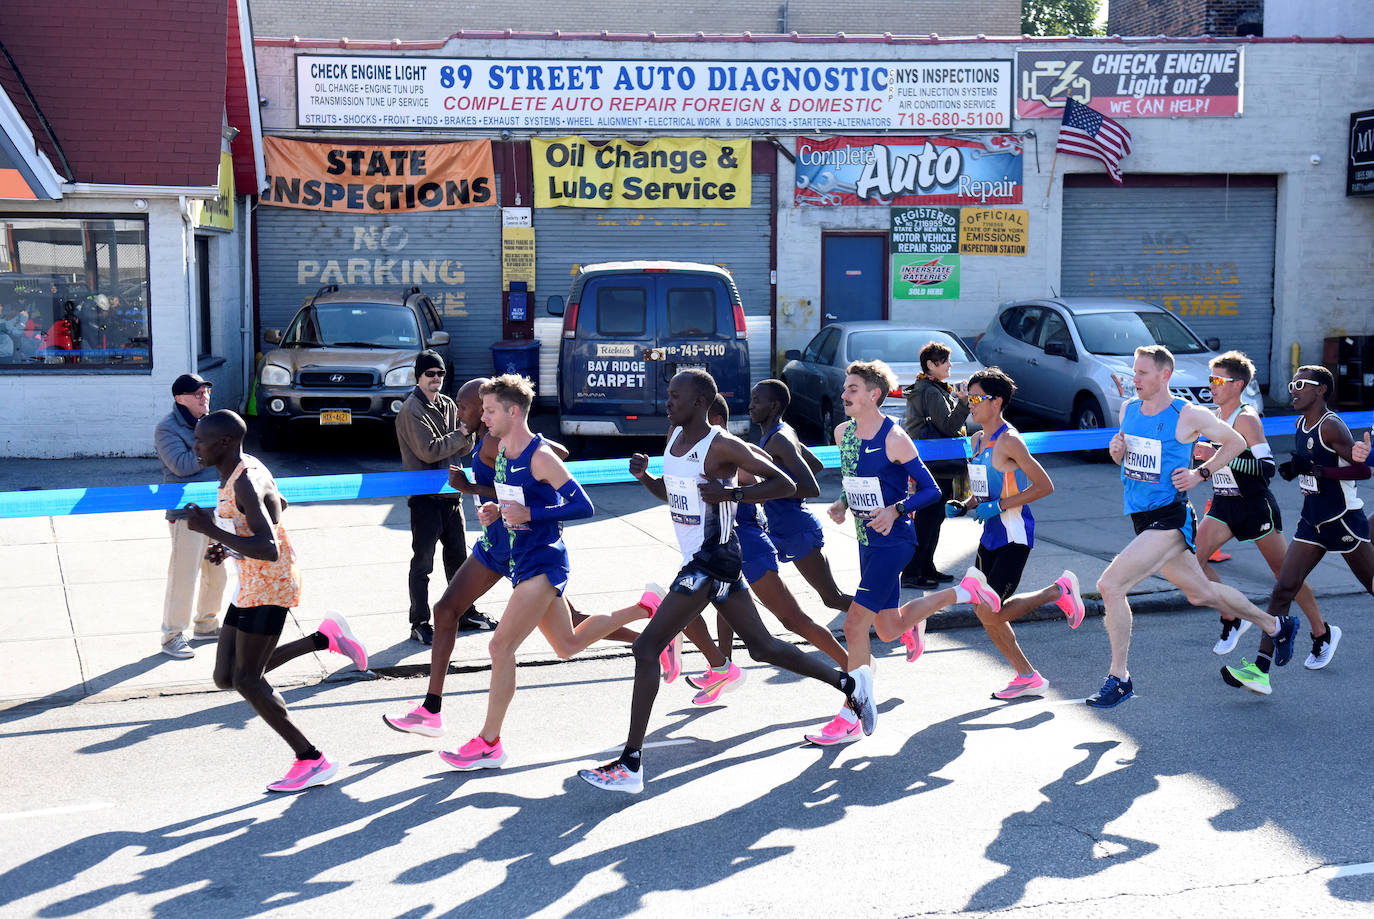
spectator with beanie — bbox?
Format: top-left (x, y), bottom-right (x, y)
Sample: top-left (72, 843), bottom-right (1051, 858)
top-left (155, 373), bottom-right (227, 658)
top-left (396, 350), bottom-right (493, 642)
top-left (902, 341), bottom-right (971, 589)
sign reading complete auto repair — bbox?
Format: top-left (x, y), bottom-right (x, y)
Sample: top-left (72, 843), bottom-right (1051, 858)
top-left (296, 55), bottom-right (1011, 132)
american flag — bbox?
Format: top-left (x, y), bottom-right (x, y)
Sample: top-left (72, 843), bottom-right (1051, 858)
top-left (1056, 98), bottom-right (1133, 184)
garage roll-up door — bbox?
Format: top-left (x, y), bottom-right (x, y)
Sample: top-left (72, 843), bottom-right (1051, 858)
top-left (257, 200), bottom-right (502, 379)
top-left (1061, 175), bottom-right (1277, 384)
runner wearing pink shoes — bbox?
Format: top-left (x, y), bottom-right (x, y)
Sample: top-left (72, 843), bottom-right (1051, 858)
top-left (183, 410), bottom-right (368, 793)
top-left (888, 368), bottom-right (1085, 700)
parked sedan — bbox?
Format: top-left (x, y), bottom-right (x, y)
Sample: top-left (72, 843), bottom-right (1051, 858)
top-left (974, 297), bottom-right (1263, 432)
top-left (781, 321), bottom-right (985, 436)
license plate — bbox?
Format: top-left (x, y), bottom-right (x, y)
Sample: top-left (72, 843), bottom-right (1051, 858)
top-left (676, 363), bottom-right (707, 373)
top-left (320, 410), bottom-right (352, 425)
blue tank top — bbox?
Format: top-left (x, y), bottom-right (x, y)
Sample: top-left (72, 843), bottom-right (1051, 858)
top-left (760, 422), bottom-right (813, 531)
top-left (970, 423), bottom-right (1035, 549)
top-left (471, 434), bottom-right (508, 561)
top-left (839, 416), bottom-right (915, 547)
top-left (1120, 397), bottom-right (1192, 515)
top-left (1294, 411), bottom-right (1364, 525)
top-left (495, 434), bottom-right (565, 573)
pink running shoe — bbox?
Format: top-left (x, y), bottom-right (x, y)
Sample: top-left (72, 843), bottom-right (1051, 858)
top-left (691, 662), bottom-right (746, 705)
top-left (960, 567), bottom-right (1002, 613)
top-left (1054, 571), bottom-right (1086, 629)
top-left (804, 710), bottom-right (863, 746)
top-left (383, 702), bottom-right (444, 737)
top-left (319, 613), bottom-right (368, 671)
top-left (438, 735), bottom-right (507, 771)
top-left (660, 634), bottom-right (683, 684)
top-left (266, 753), bottom-right (338, 792)
top-left (899, 620), bottom-right (927, 663)
top-left (992, 671), bottom-right (1048, 700)
top-left (639, 582), bottom-right (665, 617)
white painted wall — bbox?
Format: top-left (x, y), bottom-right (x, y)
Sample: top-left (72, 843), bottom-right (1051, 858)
top-left (1266, 0), bottom-right (1372, 38)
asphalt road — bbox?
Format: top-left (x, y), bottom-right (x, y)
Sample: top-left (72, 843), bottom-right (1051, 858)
top-left (3, 604), bottom-right (1373, 918)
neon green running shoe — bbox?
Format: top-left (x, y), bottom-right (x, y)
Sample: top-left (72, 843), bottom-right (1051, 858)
top-left (1220, 658), bottom-right (1272, 696)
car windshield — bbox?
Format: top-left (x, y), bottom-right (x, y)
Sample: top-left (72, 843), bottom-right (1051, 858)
top-left (845, 329), bottom-right (972, 363)
top-left (283, 303), bottom-right (421, 348)
top-left (1073, 309), bottom-right (1207, 356)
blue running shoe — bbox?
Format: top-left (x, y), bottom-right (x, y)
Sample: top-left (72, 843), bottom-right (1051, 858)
top-left (1272, 615), bottom-right (1299, 667)
top-left (1085, 673), bottom-right (1134, 708)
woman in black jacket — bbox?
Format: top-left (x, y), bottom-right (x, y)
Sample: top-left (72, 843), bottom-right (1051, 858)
top-left (902, 341), bottom-right (970, 588)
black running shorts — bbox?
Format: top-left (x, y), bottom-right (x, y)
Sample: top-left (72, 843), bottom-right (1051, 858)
top-left (1130, 501), bottom-right (1197, 553)
top-left (974, 543), bottom-right (1032, 602)
top-left (225, 604), bottom-right (289, 636)
top-left (1293, 508), bottom-right (1372, 554)
top-left (1206, 491), bottom-right (1282, 543)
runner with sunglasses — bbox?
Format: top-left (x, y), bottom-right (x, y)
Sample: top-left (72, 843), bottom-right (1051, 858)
top-left (1195, 353), bottom-right (1335, 667)
top-left (1223, 366), bottom-right (1374, 695)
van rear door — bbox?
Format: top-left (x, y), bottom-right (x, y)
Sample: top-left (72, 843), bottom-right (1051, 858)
top-left (562, 275), bottom-right (658, 421)
top-left (658, 273), bottom-right (750, 419)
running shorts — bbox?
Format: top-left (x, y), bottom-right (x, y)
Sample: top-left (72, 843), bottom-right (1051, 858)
top-left (225, 603), bottom-right (289, 636)
top-left (1292, 508), bottom-right (1371, 554)
top-left (510, 541), bottom-right (571, 595)
top-left (1130, 500), bottom-right (1197, 554)
top-left (669, 534), bottom-right (747, 603)
top-left (1206, 492), bottom-right (1282, 543)
top-left (974, 543), bottom-right (1033, 602)
top-left (853, 541), bottom-right (915, 614)
top-left (769, 512), bottom-right (825, 564)
top-left (471, 539), bottom-right (510, 577)
top-left (737, 523), bottom-right (780, 586)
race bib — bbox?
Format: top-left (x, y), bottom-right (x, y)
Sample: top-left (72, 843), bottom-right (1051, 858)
top-left (1210, 466), bottom-right (1241, 498)
top-left (1123, 434), bottom-right (1163, 483)
top-left (843, 475), bottom-right (885, 519)
top-left (1298, 474), bottom-right (1320, 495)
top-left (495, 482), bottom-right (529, 531)
top-left (664, 474), bottom-right (703, 525)
top-left (968, 462), bottom-right (990, 499)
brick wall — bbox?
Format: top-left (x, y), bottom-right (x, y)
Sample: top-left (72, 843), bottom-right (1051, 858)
top-left (1108, 0), bottom-right (1263, 37)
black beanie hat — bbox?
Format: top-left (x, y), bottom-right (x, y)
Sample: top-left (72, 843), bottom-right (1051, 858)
top-left (414, 349), bottom-right (445, 376)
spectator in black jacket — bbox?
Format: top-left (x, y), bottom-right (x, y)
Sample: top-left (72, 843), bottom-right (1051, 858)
top-left (902, 341), bottom-right (970, 589)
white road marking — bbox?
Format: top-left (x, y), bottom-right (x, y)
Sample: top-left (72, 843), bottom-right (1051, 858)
top-left (1322, 862), bottom-right (1374, 879)
top-left (0, 801), bottom-right (115, 823)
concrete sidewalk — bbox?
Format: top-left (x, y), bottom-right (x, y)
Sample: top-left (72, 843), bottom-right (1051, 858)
top-left (1, 453), bottom-right (1363, 710)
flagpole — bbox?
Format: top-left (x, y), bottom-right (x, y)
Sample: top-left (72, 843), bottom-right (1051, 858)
top-left (1045, 147), bottom-right (1059, 201)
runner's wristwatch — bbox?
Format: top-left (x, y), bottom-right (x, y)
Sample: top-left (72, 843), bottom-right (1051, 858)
top-left (730, 486), bottom-right (746, 502)
top-left (1196, 466), bottom-right (1212, 480)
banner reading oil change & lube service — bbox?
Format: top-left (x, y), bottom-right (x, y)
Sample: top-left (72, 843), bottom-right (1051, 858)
top-left (533, 137), bottom-right (751, 208)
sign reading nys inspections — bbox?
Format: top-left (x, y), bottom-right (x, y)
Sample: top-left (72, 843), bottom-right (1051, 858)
top-left (533, 137), bottom-right (751, 208)
top-left (261, 137), bottom-right (494, 212)
top-left (296, 55), bottom-right (1011, 132)
top-left (960, 208), bottom-right (1028, 256)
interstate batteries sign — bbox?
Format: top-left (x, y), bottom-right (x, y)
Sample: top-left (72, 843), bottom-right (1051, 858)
top-left (296, 56), bottom-right (1011, 132)
top-left (533, 137), bottom-right (751, 207)
top-left (795, 135), bottom-right (1023, 206)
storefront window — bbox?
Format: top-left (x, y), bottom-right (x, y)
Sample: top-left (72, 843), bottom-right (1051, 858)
top-left (0, 217), bottom-right (151, 369)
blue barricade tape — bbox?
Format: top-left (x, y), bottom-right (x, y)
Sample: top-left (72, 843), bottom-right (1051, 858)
top-left (2, 411), bottom-right (1369, 520)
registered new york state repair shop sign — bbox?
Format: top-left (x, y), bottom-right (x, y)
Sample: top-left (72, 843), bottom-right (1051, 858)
top-left (294, 56), bottom-right (1012, 133)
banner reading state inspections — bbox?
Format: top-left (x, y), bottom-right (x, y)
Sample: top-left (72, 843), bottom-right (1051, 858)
top-left (296, 55), bottom-right (1011, 132)
top-left (261, 137), bottom-right (494, 212)
top-left (533, 137), bottom-right (751, 208)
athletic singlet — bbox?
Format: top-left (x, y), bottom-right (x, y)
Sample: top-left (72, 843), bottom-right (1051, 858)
top-left (472, 433), bottom-right (508, 560)
top-left (495, 435), bottom-right (564, 571)
top-left (1205, 405), bottom-right (1266, 499)
top-left (839, 416), bottom-right (915, 547)
top-left (1295, 411), bottom-right (1364, 525)
top-left (760, 421), bottom-right (812, 530)
top-left (663, 425), bottom-right (738, 564)
top-left (969, 423), bottom-right (1035, 549)
top-left (216, 454), bottom-right (301, 608)
top-left (1120, 397), bottom-right (1193, 515)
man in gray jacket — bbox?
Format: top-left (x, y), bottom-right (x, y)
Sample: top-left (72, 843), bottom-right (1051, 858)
top-left (396, 350), bottom-right (490, 643)
top-left (155, 373), bottom-right (226, 658)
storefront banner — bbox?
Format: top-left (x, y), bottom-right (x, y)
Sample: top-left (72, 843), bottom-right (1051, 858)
top-left (796, 135), bottom-right (1022, 207)
top-left (891, 206), bottom-right (959, 254)
top-left (959, 207), bottom-right (1028, 256)
top-left (1348, 109), bottom-right (1374, 198)
top-left (261, 137), bottom-right (494, 212)
top-left (1016, 49), bottom-right (1243, 118)
top-left (532, 137), bottom-right (751, 208)
top-left (893, 253), bottom-right (960, 299)
top-left (296, 56), bottom-right (1011, 132)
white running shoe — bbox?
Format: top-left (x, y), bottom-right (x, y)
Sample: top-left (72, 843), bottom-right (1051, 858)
top-left (1212, 618), bottom-right (1251, 655)
top-left (1304, 624), bottom-right (1342, 670)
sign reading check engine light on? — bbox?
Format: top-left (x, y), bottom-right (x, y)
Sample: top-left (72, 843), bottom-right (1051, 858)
top-left (295, 55), bottom-right (1011, 133)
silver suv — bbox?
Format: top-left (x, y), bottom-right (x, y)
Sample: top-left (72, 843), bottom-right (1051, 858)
top-left (257, 285), bottom-right (450, 448)
top-left (974, 297), bottom-right (1262, 431)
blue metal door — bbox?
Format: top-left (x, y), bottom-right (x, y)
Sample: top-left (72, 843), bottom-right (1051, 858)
top-left (821, 234), bottom-right (887, 325)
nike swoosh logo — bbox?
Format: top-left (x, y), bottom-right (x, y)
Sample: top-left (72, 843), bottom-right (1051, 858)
top-left (864, 446), bottom-right (882, 453)
top-left (510, 466), bottom-right (527, 473)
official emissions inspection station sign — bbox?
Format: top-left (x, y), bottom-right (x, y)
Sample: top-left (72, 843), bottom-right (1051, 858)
top-left (296, 56), bottom-right (1012, 132)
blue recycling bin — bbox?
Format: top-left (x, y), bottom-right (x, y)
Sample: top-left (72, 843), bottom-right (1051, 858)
top-left (490, 339), bottom-right (540, 383)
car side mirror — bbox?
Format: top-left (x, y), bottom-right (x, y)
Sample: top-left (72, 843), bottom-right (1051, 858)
top-left (1044, 339), bottom-right (1075, 359)
top-left (263, 328), bottom-right (282, 344)
top-left (1205, 337), bottom-right (1220, 350)
top-left (546, 294), bottom-right (564, 317)
top-left (784, 349), bottom-right (802, 361)
top-left (429, 330), bottom-right (450, 346)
